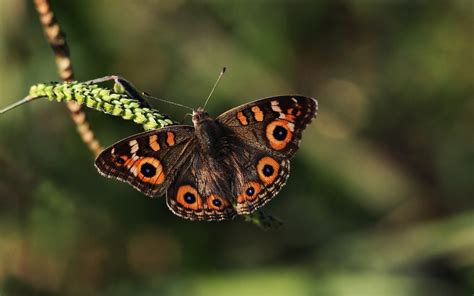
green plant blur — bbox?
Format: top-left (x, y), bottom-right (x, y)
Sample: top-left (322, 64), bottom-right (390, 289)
top-left (0, 1), bottom-right (472, 295)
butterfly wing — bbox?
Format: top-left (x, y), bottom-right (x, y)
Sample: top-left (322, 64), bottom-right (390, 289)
top-left (95, 125), bottom-right (196, 197)
top-left (224, 141), bottom-right (292, 215)
top-left (165, 147), bottom-right (238, 221)
top-left (216, 96), bottom-right (317, 214)
top-left (217, 95), bottom-right (317, 158)
top-left (96, 124), bottom-right (238, 221)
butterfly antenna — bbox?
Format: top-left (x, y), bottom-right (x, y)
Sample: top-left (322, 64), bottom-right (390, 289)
top-left (203, 67), bottom-right (226, 109)
top-left (0, 95), bottom-right (39, 114)
top-left (182, 112), bottom-right (193, 123)
top-left (141, 92), bottom-right (193, 111)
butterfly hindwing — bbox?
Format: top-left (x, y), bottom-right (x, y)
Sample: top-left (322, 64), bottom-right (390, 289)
top-left (95, 125), bottom-right (195, 197)
top-left (166, 153), bottom-right (237, 221)
top-left (223, 142), bottom-right (292, 215)
top-left (236, 158), bottom-right (290, 215)
top-left (217, 95), bottom-right (317, 158)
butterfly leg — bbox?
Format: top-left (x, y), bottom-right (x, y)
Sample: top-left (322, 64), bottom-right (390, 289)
top-left (84, 75), bottom-right (151, 108)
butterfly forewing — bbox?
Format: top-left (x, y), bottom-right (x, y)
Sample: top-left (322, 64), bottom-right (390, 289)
top-left (217, 96), bottom-right (317, 158)
top-left (95, 126), bottom-right (195, 197)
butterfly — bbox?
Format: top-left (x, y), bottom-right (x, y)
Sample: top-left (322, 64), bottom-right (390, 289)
top-left (95, 96), bottom-right (318, 221)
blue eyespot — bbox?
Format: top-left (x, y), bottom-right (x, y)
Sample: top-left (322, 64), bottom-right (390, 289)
top-left (246, 187), bottom-right (255, 196)
top-left (273, 126), bottom-right (287, 141)
top-left (263, 165), bottom-right (274, 177)
top-left (141, 163), bottom-right (156, 177)
top-left (212, 198), bottom-right (222, 207)
top-left (184, 192), bottom-right (196, 204)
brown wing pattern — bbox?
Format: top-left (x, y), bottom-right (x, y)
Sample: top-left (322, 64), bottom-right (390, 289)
top-left (224, 142), bottom-right (292, 215)
top-left (166, 152), bottom-right (238, 221)
top-left (95, 125), bottom-right (195, 197)
top-left (217, 95), bottom-right (317, 158)
top-left (215, 96), bottom-right (316, 215)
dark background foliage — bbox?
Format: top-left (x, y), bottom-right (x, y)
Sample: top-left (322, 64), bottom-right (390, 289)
top-left (0, 1), bottom-right (472, 295)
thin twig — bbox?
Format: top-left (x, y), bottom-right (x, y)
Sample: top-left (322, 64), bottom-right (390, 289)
top-left (33, 0), bottom-right (102, 156)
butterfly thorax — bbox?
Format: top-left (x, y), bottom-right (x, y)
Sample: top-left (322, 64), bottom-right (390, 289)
top-left (192, 108), bottom-right (226, 155)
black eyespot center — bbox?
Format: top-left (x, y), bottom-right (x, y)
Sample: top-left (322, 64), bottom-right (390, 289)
top-left (141, 163), bottom-right (156, 177)
top-left (212, 198), bottom-right (222, 207)
top-left (184, 192), bottom-right (196, 204)
top-left (273, 125), bottom-right (288, 141)
top-left (116, 156), bottom-right (126, 165)
top-left (263, 164), bottom-right (274, 177)
top-left (246, 187), bottom-right (255, 196)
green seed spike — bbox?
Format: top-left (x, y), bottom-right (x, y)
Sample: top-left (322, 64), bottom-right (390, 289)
top-left (1, 81), bottom-right (176, 130)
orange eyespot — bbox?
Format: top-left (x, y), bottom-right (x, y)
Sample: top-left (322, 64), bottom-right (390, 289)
top-left (257, 157), bottom-right (280, 185)
top-left (206, 195), bottom-right (229, 210)
top-left (176, 185), bottom-right (202, 210)
top-left (134, 157), bottom-right (165, 184)
top-left (265, 120), bottom-right (293, 150)
top-left (237, 181), bottom-right (261, 203)
top-left (115, 155), bottom-right (130, 167)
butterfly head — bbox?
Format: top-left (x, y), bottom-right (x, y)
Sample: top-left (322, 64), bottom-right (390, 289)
top-left (192, 107), bottom-right (212, 125)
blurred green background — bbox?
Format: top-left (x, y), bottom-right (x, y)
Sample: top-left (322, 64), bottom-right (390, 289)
top-left (0, 0), bottom-right (473, 295)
